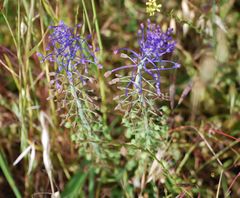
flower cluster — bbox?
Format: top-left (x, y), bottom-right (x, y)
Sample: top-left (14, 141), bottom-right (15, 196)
top-left (37, 21), bottom-right (101, 86)
top-left (138, 20), bottom-right (176, 60)
top-left (146, 0), bottom-right (161, 16)
top-left (106, 20), bottom-right (180, 97)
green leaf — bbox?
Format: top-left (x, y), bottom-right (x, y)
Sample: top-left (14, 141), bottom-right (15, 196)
top-left (0, 150), bottom-right (22, 198)
top-left (61, 170), bottom-right (88, 198)
top-left (88, 167), bottom-right (95, 198)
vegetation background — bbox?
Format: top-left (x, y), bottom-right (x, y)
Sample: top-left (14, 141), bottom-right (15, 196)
top-left (0, 0), bottom-right (239, 197)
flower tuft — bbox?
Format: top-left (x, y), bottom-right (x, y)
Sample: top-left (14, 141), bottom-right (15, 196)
top-left (146, 0), bottom-right (162, 16)
top-left (38, 21), bottom-right (101, 88)
top-left (106, 20), bottom-right (180, 99)
top-left (138, 19), bottom-right (176, 59)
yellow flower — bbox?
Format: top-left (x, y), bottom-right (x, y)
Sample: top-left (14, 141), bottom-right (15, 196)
top-left (146, 0), bottom-right (162, 16)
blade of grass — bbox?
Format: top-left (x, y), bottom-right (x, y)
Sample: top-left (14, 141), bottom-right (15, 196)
top-left (225, 172), bottom-right (240, 197)
top-left (1, 13), bottom-right (18, 49)
top-left (176, 144), bottom-right (196, 174)
top-left (56, 153), bottom-right (70, 179)
top-left (41, 0), bottom-right (58, 23)
top-left (27, 28), bottom-right (49, 58)
top-left (16, 0), bottom-right (28, 154)
top-left (89, 166), bottom-right (95, 198)
top-left (3, 0), bottom-right (9, 8)
top-left (90, 0), bottom-right (103, 53)
top-left (61, 171), bottom-right (88, 198)
top-left (0, 150), bottom-right (22, 198)
top-left (81, 0), bottom-right (92, 35)
top-left (3, 55), bottom-right (20, 91)
top-left (197, 128), bottom-right (223, 166)
top-left (0, 58), bottom-right (19, 79)
top-left (216, 169), bottom-right (223, 198)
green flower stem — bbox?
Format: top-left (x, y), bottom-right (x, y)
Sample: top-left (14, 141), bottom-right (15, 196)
top-left (68, 60), bottom-right (91, 132)
top-left (70, 83), bottom-right (91, 132)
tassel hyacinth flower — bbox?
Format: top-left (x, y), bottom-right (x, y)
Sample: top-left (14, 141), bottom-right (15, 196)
top-left (38, 21), bottom-right (101, 131)
top-left (37, 21), bottom-right (101, 88)
top-left (106, 20), bottom-right (180, 100)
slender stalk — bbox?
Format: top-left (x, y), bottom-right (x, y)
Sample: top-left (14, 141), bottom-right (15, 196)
top-left (70, 83), bottom-right (91, 132)
top-left (176, 144), bottom-right (196, 174)
top-left (17, 0), bottom-right (32, 195)
top-left (39, 0), bottom-right (57, 125)
top-left (216, 170), bottom-right (223, 198)
top-left (17, 0), bottom-right (28, 153)
top-left (212, 0), bottom-right (217, 48)
top-left (68, 61), bottom-right (91, 132)
top-left (2, 14), bottom-right (17, 49)
top-left (90, 0), bottom-right (107, 123)
top-left (90, 0), bottom-right (103, 53)
top-left (81, 0), bottom-right (92, 35)
top-left (24, 0), bottom-right (35, 134)
top-left (143, 108), bottom-right (150, 146)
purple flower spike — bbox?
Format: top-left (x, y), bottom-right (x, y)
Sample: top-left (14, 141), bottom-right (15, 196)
top-left (107, 20), bottom-right (180, 97)
top-left (38, 21), bottom-right (101, 89)
top-left (138, 19), bottom-right (176, 59)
